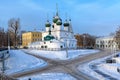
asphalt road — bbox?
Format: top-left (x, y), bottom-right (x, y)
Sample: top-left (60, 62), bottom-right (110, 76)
top-left (9, 49), bottom-right (112, 80)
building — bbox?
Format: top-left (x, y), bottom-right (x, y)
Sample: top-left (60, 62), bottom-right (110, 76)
top-left (96, 36), bottom-right (118, 50)
top-left (22, 32), bottom-right (42, 47)
top-left (28, 8), bottom-right (77, 50)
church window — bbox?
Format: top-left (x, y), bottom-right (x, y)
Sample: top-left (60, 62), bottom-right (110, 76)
top-left (41, 46), bottom-right (43, 48)
top-left (60, 46), bottom-right (63, 48)
top-left (52, 25), bottom-right (54, 28)
top-left (44, 42), bottom-right (46, 44)
top-left (45, 46), bottom-right (47, 48)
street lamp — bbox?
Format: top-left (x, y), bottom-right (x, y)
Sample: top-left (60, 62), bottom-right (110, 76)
top-left (8, 28), bottom-right (10, 51)
top-left (65, 33), bottom-right (68, 58)
top-left (1, 52), bottom-right (5, 73)
top-left (113, 41), bottom-right (117, 57)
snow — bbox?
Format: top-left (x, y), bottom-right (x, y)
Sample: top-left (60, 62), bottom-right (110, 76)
top-left (78, 53), bottom-right (114, 80)
top-left (18, 73), bottom-right (76, 80)
top-left (0, 50), bottom-right (47, 75)
top-left (112, 57), bottom-right (120, 63)
top-left (98, 63), bottom-right (120, 79)
top-left (96, 56), bottom-right (120, 79)
top-left (78, 51), bottom-right (120, 80)
top-left (23, 49), bottom-right (99, 60)
top-left (78, 61), bottom-right (106, 80)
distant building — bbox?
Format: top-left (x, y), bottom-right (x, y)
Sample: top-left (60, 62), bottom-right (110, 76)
top-left (96, 36), bottom-right (118, 50)
top-left (22, 32), bottom-right (42, 47)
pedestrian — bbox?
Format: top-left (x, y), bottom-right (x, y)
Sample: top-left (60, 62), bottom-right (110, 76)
top-left (28, 78), bottom-right (31, 80)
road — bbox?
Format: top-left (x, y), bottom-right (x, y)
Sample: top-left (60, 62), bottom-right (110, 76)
top-left (9, 49), bottom-right (112, 80)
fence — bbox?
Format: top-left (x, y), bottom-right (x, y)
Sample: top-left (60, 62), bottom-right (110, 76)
top-left (29, 47), bottom-right (77, 51)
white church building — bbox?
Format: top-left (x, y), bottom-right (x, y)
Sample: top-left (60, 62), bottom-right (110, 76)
top-left (28, 10), bottom-right (77, 50)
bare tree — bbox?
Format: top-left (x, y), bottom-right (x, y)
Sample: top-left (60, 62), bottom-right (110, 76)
top-left (115, 27), bottom-right (120, 49)
top-left (0, 27), bottom-right (8, 48)
top-left (75, 33), bottom-right (96, 49)
top-left (8, 18), bottom-right (20, 47)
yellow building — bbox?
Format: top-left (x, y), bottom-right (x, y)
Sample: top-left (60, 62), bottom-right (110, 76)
top-left (22, 32), bottom-right (42, 47)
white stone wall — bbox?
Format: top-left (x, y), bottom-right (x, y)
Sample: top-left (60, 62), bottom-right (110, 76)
top-left (96, 36), bottom-right (118, 50)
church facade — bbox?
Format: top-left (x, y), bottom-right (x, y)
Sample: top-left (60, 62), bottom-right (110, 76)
top-left (28, 10), bottom-right (77, 50)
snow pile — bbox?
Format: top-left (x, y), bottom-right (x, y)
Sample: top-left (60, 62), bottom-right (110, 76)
top-left (96, 56), bottom-right (120, 79)
top-left (78, 51), bottom-right (120, 80)
top-left (112, 57), bottom-right (120, 63)
top-left (0, 50), bottom-right (47, 75)
top-left (98, 63), bottom-right (120, 78)
top-left (78, 54), bottom-right (113, 80)
top-left (24, 49), bottom-right (99, 60)
top-left (78, 61), bottom-right (106, 80)
top-left (19, 73), bottom-right (76, 80)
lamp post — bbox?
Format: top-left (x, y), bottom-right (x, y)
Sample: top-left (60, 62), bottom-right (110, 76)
top-left (65, 33), bottom-right (68, 58)
top-left (66, 39), bottom-right (68, 58)
top-left (113, 41), bottom-right (116, 57)
top-left (8, 28), bottom-right (10, 51)
top-left (1, 52), bottom-right (5, 73)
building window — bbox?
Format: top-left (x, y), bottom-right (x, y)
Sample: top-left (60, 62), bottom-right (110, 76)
top-left (97, 41), bottom-right (99, 43)
top-left (60, 46), bottom-right (63, 48)
top-left (52, 25), bottom-right (54, 28)
top-left (41, 46), bottom-right (43, 48)
top-left (45, 46), bottom-right (47, 48)
top-left (106, 45), bottom-right (107, 48)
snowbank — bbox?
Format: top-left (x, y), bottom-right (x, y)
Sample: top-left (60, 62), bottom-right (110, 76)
top-left (0, 50), bottom-right (47, 75)
top-left (24, 49), bottom-right (99, 60)
top-left (19, 73), bottom-right (76, 80)
top-left (78, 51), bottom-right (120, 80)
top-left (98, 63), bottom-right (120, 79)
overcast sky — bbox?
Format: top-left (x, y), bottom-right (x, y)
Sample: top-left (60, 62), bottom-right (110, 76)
top-left (0, 0), bottom-right (120, 36)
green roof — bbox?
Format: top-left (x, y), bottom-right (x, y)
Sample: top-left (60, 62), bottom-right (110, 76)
top-left (44, 35), bottom-right (55, 41)
top-left (45, 23), bottom-right (51, 27)
top-left (64, 22), bottom-right (69, 26)
top-left (45, 20), bottom-right (51, 27)
top-left (53, 18), bottom-right (58, 23)
top-left (56, 19), bottom-right (62, 25)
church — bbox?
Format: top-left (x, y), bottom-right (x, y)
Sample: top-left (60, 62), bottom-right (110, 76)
top-left (28, 8), bottom-right (77, 50)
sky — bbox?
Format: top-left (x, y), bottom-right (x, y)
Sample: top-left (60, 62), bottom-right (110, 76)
top-left (0, 0), bottom-right (120, 36)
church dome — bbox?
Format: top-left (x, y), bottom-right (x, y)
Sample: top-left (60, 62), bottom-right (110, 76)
top-left (44, 35), bottom-right (55, 41)
top-left (45, 20), bottom-right (51, 27)
top-left (63, 20), bottom-right (69, 27)
top-left (53, 16), bottom-right (62, 23)
top-left (56, 19), bottom-right (62, 25)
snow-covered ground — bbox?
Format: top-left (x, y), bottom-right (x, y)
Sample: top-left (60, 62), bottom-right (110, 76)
top-left (78, 52), bottom-right (120, 80)
top-left (19, 73), bottom-right (76, 80)
top-left (0, 50), bottom-right (47, 75)
top-left (78, 57), bottom-right (108, 80)
top-left (24, 49), bottom-right (99, 60)
top-left (97, 57), bottom-right (120, 79)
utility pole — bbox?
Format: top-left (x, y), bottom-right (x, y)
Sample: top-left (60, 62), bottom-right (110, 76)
top-left (1, 52), bottom-right (5, 73)
top-left (8, 28), bottom-right (10, 51)
top-left (66, 39), bottom-right (68, 58)
top-left (65, 33), bottom-right (68, 58)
